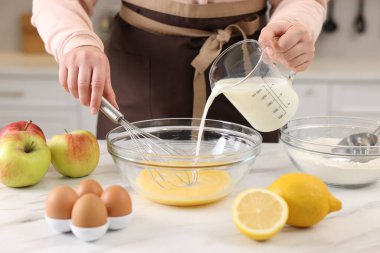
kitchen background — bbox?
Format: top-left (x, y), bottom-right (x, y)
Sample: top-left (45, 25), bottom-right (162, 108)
top-left (0, 0), bottom-right (379, 138)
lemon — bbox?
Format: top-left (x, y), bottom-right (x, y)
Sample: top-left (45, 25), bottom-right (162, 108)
top-left (232, 188), bottom-right (289, 241)
top-left (268, 173), bottom-right (342, 228)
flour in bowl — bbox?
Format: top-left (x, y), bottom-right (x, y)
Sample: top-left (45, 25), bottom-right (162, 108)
top-left (285, 137), bottom-right (380, 186)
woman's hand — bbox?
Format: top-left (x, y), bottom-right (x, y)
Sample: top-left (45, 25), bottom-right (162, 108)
top-left (59, 46), bottom-right (118, 114)
top-left (259, 21), bottom-right (315, 72)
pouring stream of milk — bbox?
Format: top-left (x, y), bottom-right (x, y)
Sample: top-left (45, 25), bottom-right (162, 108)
top-left (195, 81), bottom-right (236, 157)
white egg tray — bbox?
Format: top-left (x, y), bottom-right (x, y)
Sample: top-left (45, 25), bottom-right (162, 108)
top-left (45, 213), bottom-right (133, 242)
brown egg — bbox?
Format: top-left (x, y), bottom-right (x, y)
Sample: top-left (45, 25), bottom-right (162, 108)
top-left (72, 194), bottom-right (108, 228)
top-left (76, 179), bottom-right (103, 197)
top-left (101, 185), bottom-right (132, 217)
top-left (46, 185), bottom-right (78, 219)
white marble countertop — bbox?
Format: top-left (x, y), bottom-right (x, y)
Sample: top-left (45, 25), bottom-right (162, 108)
top-left (1, 141), bottom-right (380, 253)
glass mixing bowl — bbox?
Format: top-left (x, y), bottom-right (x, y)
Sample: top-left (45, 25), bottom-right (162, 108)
top-left (107, 118), bottom-right (262, 206)
top-left (280, 116), bottom-right (380, 187)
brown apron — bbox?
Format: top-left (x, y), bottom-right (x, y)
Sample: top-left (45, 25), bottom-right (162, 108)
top-left (97, 0), bottom-right (279, 143)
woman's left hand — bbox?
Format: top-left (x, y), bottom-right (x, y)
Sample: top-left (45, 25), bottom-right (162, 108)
top-left (259, 21), bottom-right (315, 72)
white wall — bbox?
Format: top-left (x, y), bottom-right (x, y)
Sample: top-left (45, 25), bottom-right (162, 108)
top-left (316, 0), bottom-right (380, 58)
top-left (0, 0), bottom-right (379, 57)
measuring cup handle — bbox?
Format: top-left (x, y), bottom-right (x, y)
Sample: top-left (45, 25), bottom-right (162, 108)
top-left (288, 71), bottom-right (296, 81)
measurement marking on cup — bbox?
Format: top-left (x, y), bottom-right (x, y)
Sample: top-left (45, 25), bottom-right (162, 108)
top-left (263, 82), bottom-right (287, 118)
top-left (252, 88), bottom-right (262, 97)
top-left (262, 86), bottom-right (286, 111)
top-left (263, 79), bottom-right (289, 109)
top-left (251, 79), bottom-right (288, 119)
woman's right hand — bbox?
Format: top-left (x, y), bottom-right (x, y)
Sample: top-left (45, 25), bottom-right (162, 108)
top-left (59, 46), bottom-right (118, 115)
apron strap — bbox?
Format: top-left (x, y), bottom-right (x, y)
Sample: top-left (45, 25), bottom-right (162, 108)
top-left (190, 24), bottom-right (250, 118)
top-left (124, 0), bottom-right (266, 19)
top-left (119, 5), bottom-right (265, 118)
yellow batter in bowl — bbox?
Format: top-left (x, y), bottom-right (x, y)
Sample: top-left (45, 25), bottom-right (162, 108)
top-left (135, 163), bottom-right (231, 206)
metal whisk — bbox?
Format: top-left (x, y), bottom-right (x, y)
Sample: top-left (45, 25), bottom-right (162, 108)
top-left (100, 97), bottom-right (198, 188)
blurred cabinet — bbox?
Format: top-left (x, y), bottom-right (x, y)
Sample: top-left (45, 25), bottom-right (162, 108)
top-left (293, 81), bottom-right (329, 117)
top-left (0, 72), bottom-right (97, 139)
top-left (330, 81), bottom-right (380, 119)
top-left (293, 78), bottom-right (380, 120)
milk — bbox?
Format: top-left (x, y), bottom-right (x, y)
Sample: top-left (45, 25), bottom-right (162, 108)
top-left (195, 76), bottom-right (298, 156)
top-left (195, 85), bottom-right (222, 157)
top-left (220, 77), bottom-right (298, 132)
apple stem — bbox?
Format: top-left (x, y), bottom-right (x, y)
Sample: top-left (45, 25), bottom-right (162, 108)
top-left (64, 129), bottom-right (69, 134)
top-left (24, 120), bottom-right (32, 130)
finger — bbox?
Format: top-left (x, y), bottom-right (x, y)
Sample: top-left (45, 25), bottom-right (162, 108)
top-left (103, 84), bottom-right (118, 111)
top-left (259, 22), bottom-right (290, 56)
top-left (89, 64), bottom-right (105, 115)
top-left (59, 64), bottom-right (69, 93)
top-left (259, 28), bottom-right (276, 56)
top-left (277, 26), bottom-right (306, 52)
top-left (287, 53), bottom-right (311, 71)
top-left (103, 62), bottom-right (119, 110)
top-left (67, 66), bottom-right (79, 98)
top-left (104, 83), bottom-right (118, 110)
top-left (281, 43), bottom-right (305, 62)
top-left (294, 61), bottom-right (311, 72)
top-left (77, 65), bottom-right (92, 106)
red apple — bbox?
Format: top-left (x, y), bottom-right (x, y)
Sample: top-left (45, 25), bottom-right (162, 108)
top-left (0, 120), bottom-right (46, 142)
top-left (48, 130), bottom-right (100, 178)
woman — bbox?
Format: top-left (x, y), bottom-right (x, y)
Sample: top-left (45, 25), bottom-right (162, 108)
top-left (32, 0), bottom-right (326, 142)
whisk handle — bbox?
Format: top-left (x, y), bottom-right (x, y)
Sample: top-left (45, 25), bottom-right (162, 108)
top-left (99, 97), bottom-right (124, 124)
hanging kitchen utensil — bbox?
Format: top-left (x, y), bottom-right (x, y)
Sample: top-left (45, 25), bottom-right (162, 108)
top-left (322, 0), bottom-right (338, 33)
top-left (354, 0), bottom-right (366, 33)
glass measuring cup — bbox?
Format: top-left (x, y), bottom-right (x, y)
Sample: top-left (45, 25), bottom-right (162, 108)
top-left (209, 39), bottom-right (299, 132)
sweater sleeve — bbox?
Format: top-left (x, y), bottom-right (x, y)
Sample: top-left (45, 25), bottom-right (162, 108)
top-left (268, 0), bottom-right (327, 41)
top-left (31, 0), bottom-right (104, 61)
